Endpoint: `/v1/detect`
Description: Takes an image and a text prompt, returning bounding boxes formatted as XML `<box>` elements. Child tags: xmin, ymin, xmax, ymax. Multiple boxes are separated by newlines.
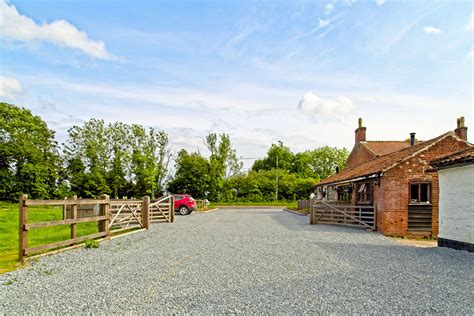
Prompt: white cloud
<box><xmin>376</xmin><ymin>0</ymin><xmax>385</xmax><ymax>6</ymax></box>
<box><xmin>324</xmin><ymin>3</ymin><xmax>334</xmax><ymax>15</ymax></box>
<box><xmin>319</xmin><ymin>19</ymin><xmax>330</xmax><ymax>28</ymax></box>
<box><xmin>467</xmin><ymin>50</ymin><xmax>474</xmax><ymax>60</ymax></box>
<box><xmin>0</xmin><ymin>76</ymin><xmax>23</xmax><ymax>98</ymax></box>
<box><xmin>467</xmin><ymin>13</ymin><xmax>474</xmax><ymax>31</ymax></box>
<box><xmin>0</xmin><ymin>0</ymin><xmax>117</xmax><ymax>60</ymax></box>
<box><xmin>423</xmin><ymin>26</ymin><xmax>442</xmax><ymax>34</ymax></box>
<box><xmin>297</xmin><ymin>91</ymin><xmax>354</xmax><ymax>119</ymax></box>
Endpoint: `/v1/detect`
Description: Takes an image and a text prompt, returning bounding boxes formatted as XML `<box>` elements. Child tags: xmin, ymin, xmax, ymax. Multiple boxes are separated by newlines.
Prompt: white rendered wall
<box><xmin>438</xmin><ymin>164</ymin><xmax>474</xmax><ymax>243</ymax></box>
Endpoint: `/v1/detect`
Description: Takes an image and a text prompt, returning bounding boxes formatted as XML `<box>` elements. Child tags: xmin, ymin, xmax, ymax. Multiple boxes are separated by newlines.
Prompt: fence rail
<box><xmin>18</xmin><ymin>194</ymin><xmax>174</xmax><ymax>263</ymax></box>
<box><xmin>310</xmin><ymin>200</ymin><xmax>376</xmax><ymax>230</ymax></box>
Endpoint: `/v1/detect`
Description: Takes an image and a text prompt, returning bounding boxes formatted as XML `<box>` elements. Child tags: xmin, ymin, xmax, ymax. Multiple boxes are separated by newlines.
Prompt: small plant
<box><xmin>40</xmin><ymin>269</ymin><xmax>54</xmax><ymax>276</ymax></box>
<box><xmin>4</xmin><ymin>279</ymin><xmax>16</xmax><ymax>286</ymax></box>
<box><xmin>84</xmin><ymin>239</ymin><xmax>100</xmax><ymax>249</ymax></box>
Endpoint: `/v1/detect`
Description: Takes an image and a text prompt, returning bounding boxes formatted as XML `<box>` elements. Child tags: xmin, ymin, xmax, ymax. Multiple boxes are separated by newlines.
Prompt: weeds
<box><xmin>85</xmin><ymin>239</ymin><xmax>100</xmax><ymax>249</ymax></box>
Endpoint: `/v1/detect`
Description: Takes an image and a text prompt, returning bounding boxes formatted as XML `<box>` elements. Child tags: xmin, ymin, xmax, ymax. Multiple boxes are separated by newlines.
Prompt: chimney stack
<box><xmin>455</xmin><ymin>116</ymin><xmax>468</xmax><ymax>141</ymax></box>
<box><xmin>410</xmin><ymin>133</ymin><xmax>416</xmax><ymax>146</ymax></box>
<box><xmin>355</xmin><ymin>118</ymin><xmax>366</xmax><ymax>143</ymax></box>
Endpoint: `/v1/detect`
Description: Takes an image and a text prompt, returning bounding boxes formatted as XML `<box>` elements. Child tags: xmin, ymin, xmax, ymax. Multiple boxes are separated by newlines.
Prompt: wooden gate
<box><xmin>149</xmin><ymin>195</ymin><xmax>174</xmax><ymax>223</ymax></box>
<box><xmin>310</xmin><ymin>200</ymin><xmax>376</xmax><ymax>230</ymax></box>
<box><xmin>109</xmin><ymin>199</ymin><xmax>146</xmax><ymax>233</ymax></box>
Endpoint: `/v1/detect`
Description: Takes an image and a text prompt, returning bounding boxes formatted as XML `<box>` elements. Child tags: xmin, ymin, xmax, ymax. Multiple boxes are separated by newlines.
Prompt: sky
<box><xmin>1</xmin><ymin>0</ymin><xmax>473</xmax><ymax>169</ymax></box>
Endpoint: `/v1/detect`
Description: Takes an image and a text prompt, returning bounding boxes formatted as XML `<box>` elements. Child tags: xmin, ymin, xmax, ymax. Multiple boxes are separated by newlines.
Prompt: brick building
<box><xmin>315</xmin><ymin>117</ymin><xmax>471</xmax><ymax>237</ymax></box>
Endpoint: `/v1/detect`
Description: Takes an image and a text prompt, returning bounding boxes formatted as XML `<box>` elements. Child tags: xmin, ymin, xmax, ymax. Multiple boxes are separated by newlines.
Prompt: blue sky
<box><xmin>1</xmin><ymin>0</ymin><xmax>472</xmax><ymax>168</ymax></box>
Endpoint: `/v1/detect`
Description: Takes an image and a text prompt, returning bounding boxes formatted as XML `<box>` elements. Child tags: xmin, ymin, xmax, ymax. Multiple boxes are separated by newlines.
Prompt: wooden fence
<box><xmin>310</xmin><ymin>200</ymin><xmax>376</xmax><ymax>230</ymax></box>
<box><xmin>297</xmin><ymin>200</ymin><xmax>311</xmax><ymax>210</ymax></box>
<box><xmin>18</xmin><ymin>194</ymin><xmax>174</xmax><ymax>263</ymax></box>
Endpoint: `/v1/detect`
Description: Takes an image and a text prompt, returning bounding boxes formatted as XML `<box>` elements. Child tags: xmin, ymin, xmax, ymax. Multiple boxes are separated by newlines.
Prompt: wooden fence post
<box><xmin>99</xmin><ymin>195</ymin><xmax>110</xmax><ymax>239</ymax></box>
<box><xmin>169</xmin><ymin>195</ymin><xmax>174</xmax><ymax>223</ymax></box>
<box><xmin>309</xmin><ymin>198</ymin><xmax>315</xmax><ymax>225</ymax></box>
<box><xmin>142</xmin><ymin>196</ymin><xmax>150</xmax><ymax>229</ymax></box>
<box><xmin>19</xmin><ymin>194</ymin><xmax>28</xmax><ymax>264</ymax></box>
<box><xmin>62</xmin><ymin>197</ymin><xmax>67</xmax><ymax>220</ymax></box>
<box><xmin>70</xmin><ymin>195</ymin><xmax>77</xmax><ymax>242</ymax></box>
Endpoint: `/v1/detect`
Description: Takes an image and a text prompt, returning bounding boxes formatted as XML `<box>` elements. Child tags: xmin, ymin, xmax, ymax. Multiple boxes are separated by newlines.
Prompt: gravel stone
<box><xmin>1</xmin><ymin>208</ymin><xmax>473</xmax><ymax>314</ymax></box>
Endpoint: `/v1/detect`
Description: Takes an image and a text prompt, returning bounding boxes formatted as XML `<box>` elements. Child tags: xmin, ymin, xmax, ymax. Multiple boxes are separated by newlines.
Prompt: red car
<box><xmin>172</xmin><ymin>194</ymin><xmax>196</xmax><ymax>215</ymax></box>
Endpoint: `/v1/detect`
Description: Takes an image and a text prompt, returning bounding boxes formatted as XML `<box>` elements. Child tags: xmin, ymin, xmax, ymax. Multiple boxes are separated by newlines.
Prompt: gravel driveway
<box><xmin>1</xmin><ymin>208</ymin><xmax>473</xmax><ymax>314</ymax></box>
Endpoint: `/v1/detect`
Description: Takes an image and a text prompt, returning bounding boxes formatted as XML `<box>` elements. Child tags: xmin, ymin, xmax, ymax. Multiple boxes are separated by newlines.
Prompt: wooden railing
<box><xmin>19</xmin><ymin>195</ymin><xmax>111</xmax><ymax>263</ymax></box>
<box><xmin>18</xmin><ymin>194</ymin><xmax>174</xmax><ymax>263</ymax></box>
<box><xmin>310</xmin><ymin>200</ymin><xmax>376</xmax><ymax>230</ymax></box>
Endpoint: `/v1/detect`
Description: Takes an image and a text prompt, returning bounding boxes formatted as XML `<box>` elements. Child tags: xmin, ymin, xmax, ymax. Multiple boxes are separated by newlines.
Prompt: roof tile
<box><xmin>318</xmin><ymin>132</ymin><xmax>455</xmax><ymax>185</ymax></box>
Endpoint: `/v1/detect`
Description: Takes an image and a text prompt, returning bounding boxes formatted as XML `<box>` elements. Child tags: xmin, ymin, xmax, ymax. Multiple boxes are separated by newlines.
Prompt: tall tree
<box><xmin>63</xmin><ymin>119</ymin><xmax>110</xmax><ymax>197</ymax></box>
<box><xmin>129</xmin><ymin>125</ymin><xmax>171</xmax><ymax>198</ymax></box>
<box><xmin>205</xmin><ymin>133</ymin><xmax>241</xmax><ymax>201</ymax></box>
<box><xmin>303</xmin><ymin>146</ymin><xmax>349</xmax><ymax>179</ymax></box>
<box><xmin>252</xmin><ymin>141</ymin><xmax>294</xmax><ymax>172</ymax></box>
<box><xmin>0</xmin><ymin>103</ymin><xmax>60</xmax><ymax>201</ymax></box>
<box><xmin>167</xmin><ymin>150</ymin><xmax>210</xmax><ymax>198</ymax></box>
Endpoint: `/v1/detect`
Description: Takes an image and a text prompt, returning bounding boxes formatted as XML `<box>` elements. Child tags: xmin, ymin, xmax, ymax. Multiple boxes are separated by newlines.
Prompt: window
<box><xmin>410</xmin><ymin>183</ymin><xmax>431</xmax><ymax>204</ymax></box>
<box><xmin>337</xmin><ymin>185</ymin><xmax>352</xmax><ymax>202</ymax></box>
<box><xmin>356</xmin><ymin>182</ymin><xmax>372</xmax><ymax>204</ymax></box>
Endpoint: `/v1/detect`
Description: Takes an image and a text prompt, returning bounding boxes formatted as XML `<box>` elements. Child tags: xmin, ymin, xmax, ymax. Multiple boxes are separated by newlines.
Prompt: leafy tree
<box><xmin>0</xmin><ymin>103</ymin><xmax>60</xmax><ymax>201</ymax></box>
<box><xmin>252</xmin><ymin>141</ymin><xmax>294</xmax><ymax>172</ymax></box>
<box><xmin>129</xmin><ymin>125</ymin><xmax>171</xmax><ymax>198</ymax></box>
<box><xmin>106</xmin><ymin>122</ymin><xmax>130</xmax><ymax>198</ymax></box>
<box><xmin>302</xmin><ymin>146</ymin><xmax>349</xmax><ymax>179</ymax></box>
<box><xmin>63</xmin><ymin>119</ymin><xmax>110</xmax><ymax>197</ymax></box>
<box><xmin>167</xmin><ymin>150</ymin><xmax>210</xmax><ymax>198</ymax></box>
<box><xmin>205</xmin><ymin>133</ymin><xmax>241</xmax><ymax>201</ymax></box>
<box><xmin>64</xmin><ymin>120</ymin><xmax>171</xmax><ymax>198</ymax></box>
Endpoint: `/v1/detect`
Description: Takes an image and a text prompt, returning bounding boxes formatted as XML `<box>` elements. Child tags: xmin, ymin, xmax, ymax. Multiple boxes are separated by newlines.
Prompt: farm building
<box><xmin>431</xmin><ymin>147</ymin><xmax>474</xmax><ymax>252</ymax></box>
<box><xmin>314</xmin><ymin>117</ymin><xmax>471</xmax><ymax>237</ymax></box>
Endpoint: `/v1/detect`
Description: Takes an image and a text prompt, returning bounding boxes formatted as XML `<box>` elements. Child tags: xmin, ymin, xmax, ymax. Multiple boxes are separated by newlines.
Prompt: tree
<box><xmin>63</xmin><ymin>119</ymin><xmax>110</xmax><ymax>197</ymax></box>
<box><xmin>205</xmin><ymin>133</ymin><xmax>241</xmax><ymax>201</ymax></box>
<box><xmin>63</xmin><ymin>119</ymin><xmax>171</xmax><ymax>198</ymax></box>
<box><xmin>129</xmin><ymin>125</ymin><xmax>171</xmax><ymax>198</ymax></box>
<box><xmin>167</xmin><ymin>150</ymin><xmax>210</xmax><ymax>198</ymax></box>
<box><xmin>303</xmin><ymin>146</ymin><xmax>349</xmax><ymax>179</ymax></box>
<box><xmin>0</xmin><ymin>103</ymin><xmax>60</xmax><ymax>201</ymax></box>
<box><xmin>106</xmin><ymin>122</ymin><xmax>130</xmax><ymax>198</ymax></box>
<box><xmin>252</xmin><ymin>141</ymin><xmax>294</xmax><ymax>172</ymax></box>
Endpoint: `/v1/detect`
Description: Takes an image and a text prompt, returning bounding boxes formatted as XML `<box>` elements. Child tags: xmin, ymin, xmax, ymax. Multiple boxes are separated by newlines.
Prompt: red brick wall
<box><xmin>377</xmin><ymin>135</ymin><xmax>469</xmax><ymax>237</ymax></box>
<box><xmin>346</xmin><ymin>143</ymin><xmax>375</xmax><ymax>168</ymax></box>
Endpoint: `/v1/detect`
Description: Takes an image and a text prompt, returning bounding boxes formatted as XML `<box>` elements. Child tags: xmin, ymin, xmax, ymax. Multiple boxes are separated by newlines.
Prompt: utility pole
<box><xmin>275</xmin><ymin>155</ymin><xmax>279</xmax><ymax>201</ymax></box>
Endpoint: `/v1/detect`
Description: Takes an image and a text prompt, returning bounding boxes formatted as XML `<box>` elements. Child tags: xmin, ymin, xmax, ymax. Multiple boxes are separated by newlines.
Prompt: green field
<box><xmin>0</xmin><ymin>202</ymin><xmax>98</xmax><ymax>274</ymax></box>
<box><xmin>208</xmin><ymin>201</ymin><xmax>298</xmax><ymax>209</ymax></box>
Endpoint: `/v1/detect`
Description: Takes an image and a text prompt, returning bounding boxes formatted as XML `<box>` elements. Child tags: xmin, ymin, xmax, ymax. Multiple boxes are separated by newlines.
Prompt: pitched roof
<box><xmin>318</xmin><ymin>132</ymin><xmax>457</xmax><ymax>186</ymax></box>
<box><xmin>431</xmin><ymin>147</ymin><xmax>474</xmax><ymax>169</ymax></box>
<box><xmin>361</xmin><ymin>141</ymin><xmax>413</xmax><ymax>157</ymax></box>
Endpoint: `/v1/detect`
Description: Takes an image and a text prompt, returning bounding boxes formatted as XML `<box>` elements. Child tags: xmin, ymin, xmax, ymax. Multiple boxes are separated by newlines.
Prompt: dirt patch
<box><xmin>392</xmin><ymin>238</ymin><xmax>437</xmax><ymax>248</ymax></box>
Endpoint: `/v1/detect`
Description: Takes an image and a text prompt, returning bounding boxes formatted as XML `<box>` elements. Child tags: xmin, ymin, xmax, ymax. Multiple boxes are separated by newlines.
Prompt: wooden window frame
<box><xmin>409</xmin><ymin>182</ymin><xmax>431</xmax><ymax>205</ymax></box>
<box><xmin>356</xmin><ymin>182</ymin><xmax>372</xmax><ymax>205</ymax></box>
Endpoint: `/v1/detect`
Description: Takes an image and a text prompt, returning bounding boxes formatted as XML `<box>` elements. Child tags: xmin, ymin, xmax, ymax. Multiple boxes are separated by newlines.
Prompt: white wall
<box><xmin>438</xmin><ymin>164</ymin><xmax>474</xmax><ymax>243</ymax></box>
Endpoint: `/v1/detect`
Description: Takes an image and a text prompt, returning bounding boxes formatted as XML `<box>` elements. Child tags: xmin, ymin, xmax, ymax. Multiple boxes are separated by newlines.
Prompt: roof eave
<box><xmin>315</xmin><ymin>172</ymin><xmax>382</xmax><ymax>187</ymax></box>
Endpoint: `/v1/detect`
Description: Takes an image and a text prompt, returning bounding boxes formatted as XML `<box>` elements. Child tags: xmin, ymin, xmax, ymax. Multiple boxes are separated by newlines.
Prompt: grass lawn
<box><xmin>209</xmin><ymin>201</ymin><xmax>298</xmax><ymax>209</ymax></box>
<box><xmin>0</xmin><ymin>202</ymin><xmax>98</xmax><ymax>274</ymax></box>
